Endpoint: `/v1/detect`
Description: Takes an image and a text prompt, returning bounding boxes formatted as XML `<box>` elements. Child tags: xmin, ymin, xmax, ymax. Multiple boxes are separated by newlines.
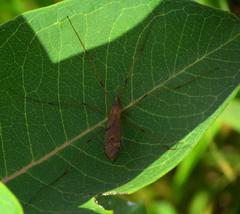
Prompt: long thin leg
<box><xmin>122</xmin><ymin>114</ymin><xmax>145</xmax><ymax>133</ymax></box>
<box><xmin>25</xmin><ymin>125</ymin><xmax>105</xmax><ymax>206</ymax></box>
<box><xmin>66</xmin><ymin>16</ymin><xmax>108</xmax><ymax>97</ymax></box>
<box><xmin>67</xmin><ymin>16</ymin><xmax>107</xmax><ymax>91</ymax></box>
<box><xmin>25</xmin><ymin>170</ymin><xmax>68</xmax><ymax>206</ymax></box>
<box><xmin>8</xmin><ymin>87</ymin><xmax>105</xmax><ymax>115</ymax></box>
<box><xmin>122</xmin><ymin>71</ymin><xmax>204</xmax><ymax>113</ymax></box>
<box><xmin>118</xmin><ymin>25</ymin><xmax>152</xmax><ymax>100</ymax></box>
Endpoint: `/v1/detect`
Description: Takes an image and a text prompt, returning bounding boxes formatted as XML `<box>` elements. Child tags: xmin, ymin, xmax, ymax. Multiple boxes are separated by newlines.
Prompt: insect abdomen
<box><xmin>104</xmin><ymin>97</ymin><xmax>121</xmax><ymax>160</ymax></box>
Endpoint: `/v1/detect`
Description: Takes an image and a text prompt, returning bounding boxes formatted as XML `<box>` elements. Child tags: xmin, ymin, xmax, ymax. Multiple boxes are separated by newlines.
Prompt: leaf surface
<box><xmin>0</xmin><ymin>0</ymin><xmax>240</xmax><ymax>213</ymax></box>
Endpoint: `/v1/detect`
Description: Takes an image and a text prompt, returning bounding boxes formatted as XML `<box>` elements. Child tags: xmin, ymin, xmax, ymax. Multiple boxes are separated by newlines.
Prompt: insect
<box><xmin>104</xmin><ymin>96</ymin><xmax>121</xmax><ymax>160</ymax></box>
<box><xmin>67</xmin><ymin>14</ymin><xmax>195</xmax><ymax>160</ymax></box>
<box><xmin>67</xmin><ymin>16</ymin><xmax>127</xmax><ymax>160</ymax></box>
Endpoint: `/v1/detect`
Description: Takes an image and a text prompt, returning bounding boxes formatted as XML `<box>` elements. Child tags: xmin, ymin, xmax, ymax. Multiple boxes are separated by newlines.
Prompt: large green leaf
<box><xmin>0</xmin><ymin>0</ymin><xmax>240</xmax><ymax>213</ymax></box>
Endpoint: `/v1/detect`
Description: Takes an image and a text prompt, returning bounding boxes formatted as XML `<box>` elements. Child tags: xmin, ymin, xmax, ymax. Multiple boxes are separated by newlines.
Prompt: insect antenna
<box><xmin>66</xmin><ymin>16</ymin><xmax>108</xmax><ymax>97</ymax></box>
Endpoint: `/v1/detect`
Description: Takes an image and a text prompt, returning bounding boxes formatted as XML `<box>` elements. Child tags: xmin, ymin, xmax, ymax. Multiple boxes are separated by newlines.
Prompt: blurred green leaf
<box><xmin>148</xmin><ymin>201</ymin><xmax>177</xmax><ymax>214</ymax></box>
<box><xmin>189</xmin><ymin>191</ymin><xmax>211</xmax><ymax>214</ymax></box>
<box><xmin>173</xmin><ymin>96</ymin><xmax>227</xmax><ymax>192</ymax></box>
<box><xmin>218</xmin><ymin>97</ymin><xmax>240</xmax><ymax>133</ymax></box>
<box><xmin>173</xmin><ymin>134</ymin><xmax>210</xmax><ymax>194</ymax></box>
<box><xmin>195</xmin><ymin>0</ymin><xmax>230</xmax><ymax>11</ymax></box>
<box><xmin>0</xmin><ymin>0</ymin><xmax>240</xmax><ymax>213</ymax></box>
<box><xmin>0</xmin><ymin>0</ymin><xmax>62</xmax><ymax>24</ymax></box>
<box><xmin>0</xmin><ymin>182</ymin><xmax>23</xmax><ymax>214</ymax></box>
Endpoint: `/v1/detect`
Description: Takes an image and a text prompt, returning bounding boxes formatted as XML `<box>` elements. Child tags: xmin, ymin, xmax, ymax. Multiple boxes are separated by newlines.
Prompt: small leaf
<box><xmin>80</xmin><ymin>197</ymin><xmax>113</xmax><ymax>214</ymax></box>
<box><xmin>0</xmin><ymin>182</ymin><xmax>23</xmax><ymax>214</ymax></box>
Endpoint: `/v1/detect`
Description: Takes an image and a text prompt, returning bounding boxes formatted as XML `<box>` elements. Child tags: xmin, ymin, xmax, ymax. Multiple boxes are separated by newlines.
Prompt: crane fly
<box><xmin>104</xmin><ymin>96</ymin><xmax>121</xmax><ymax>160</ymax></box>
<box><xmin>67</xmin><ymin>16</ymin><xmax>124</xmax><ymax>160</ymax></box>
<box><xmin>66</xmin><ymin>15</ymin><xmax>165</xmax><ymax>160</ymax></box>
<box><xmin>66</xmin><ymin>15</ymin><xmax>201</xmax><ymax>160</ymax></box>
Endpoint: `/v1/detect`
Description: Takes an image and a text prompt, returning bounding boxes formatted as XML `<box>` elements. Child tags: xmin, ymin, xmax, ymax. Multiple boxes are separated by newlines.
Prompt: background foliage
<box><xmin>0</xmin><ymin>0</ymin><xmax>240</xmax><ymax>213</ymax></box>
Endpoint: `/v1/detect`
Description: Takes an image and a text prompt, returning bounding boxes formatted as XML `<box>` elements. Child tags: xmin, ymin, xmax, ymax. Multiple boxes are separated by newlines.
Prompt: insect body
<box><xmin>67</xmin><ymin>16</ymin><xmax>124</xmax><ymax>160</ymax></box>
<box><xmin>104</xmin><ymin>96</ymin><xmax>121</xmax><ymax>160</ymax></box>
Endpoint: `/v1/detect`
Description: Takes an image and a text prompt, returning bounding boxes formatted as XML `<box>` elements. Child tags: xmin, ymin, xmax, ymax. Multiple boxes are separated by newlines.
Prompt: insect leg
<box><xmin>123</xmin><ymin>71</ymin><xmax>206</xmax><ymax>113</ymax></box>
<box><xmin>121</xmin><ymin>114</ymin><xmax>145</xmax><ymax>133</ymax></box>
<box><xmin>8</xmin><ymin>87</ymin><xmax>105</xmax><ymax>115</ymax></box>
<box><xmin>66</xmin><ymin>16</ymin><xmax>109</xmax><ymax>98</ymax></box>
<box><xmin>65</xmin><ymin>15</ymin><xmax>114</xmax><ymax>116</ymax></box>
<box><xmin>25</xmin><ymin>170</ymin><xmax>68</xmax><ymax>206</ymax></box>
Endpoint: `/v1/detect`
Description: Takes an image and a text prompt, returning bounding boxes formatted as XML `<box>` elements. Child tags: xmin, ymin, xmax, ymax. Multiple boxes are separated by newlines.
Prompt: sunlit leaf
<box><xmin>0</xmin><ymin>182</ymin><xmax>23</xmax><ymax>214</ymax></box>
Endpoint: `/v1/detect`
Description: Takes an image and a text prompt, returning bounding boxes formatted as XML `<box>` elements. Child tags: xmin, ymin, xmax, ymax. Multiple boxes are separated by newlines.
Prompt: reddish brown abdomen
<box><xmin>104</xmin><ymin>97</ymin><xmax>121</xmax><ymax>160</ymax></box>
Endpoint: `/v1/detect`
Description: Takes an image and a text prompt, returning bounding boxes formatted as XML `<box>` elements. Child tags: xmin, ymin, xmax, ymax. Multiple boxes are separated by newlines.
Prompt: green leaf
<box><xmin>148</xmin><ymin>201</ymin><xmax>177</xmax><ymax>214</ymax></box>
<box><xmin>195</xmin><ymin>0</ymin><xmax>230</xmax><ymax>11</ymax></box>
<box><xmin>96</xmin><ymin>195</ymin><xmax>147</xmax><ymax>214</ymax></box>
<box><xmin>80</xmin><ymin>198</ymin><xmax>113</xmax><ymax>214</ymax></box>
<box><xmin>0</xmin><ymin>182</ymin><xmax>23</xmax><ymax>214</ymax></box>
<box><xmin>189</xmin><ymin>191</ymin><xmax>210</xmax><ymax>214</ymax></box>
<box><xmin>217</xmin><ymin>97</ymin><xmax>240</xmax><ymax>133</ymax></box>
<box><xmin>0</xmin><ymin>0</ymin><xmax>240</xmax><ymax>213</ymax></box>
